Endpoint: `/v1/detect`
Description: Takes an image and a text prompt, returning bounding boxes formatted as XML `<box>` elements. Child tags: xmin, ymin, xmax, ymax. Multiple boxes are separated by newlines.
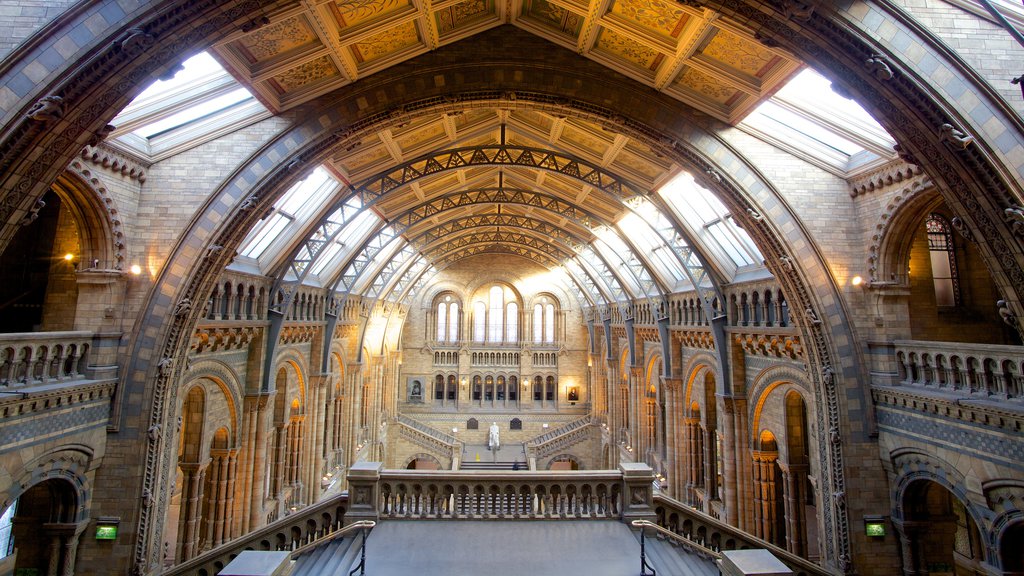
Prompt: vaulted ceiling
<box><xmin>149</xmin><ymin>1</ymin><xmax>817</xmax><ymax>306</ymax></box>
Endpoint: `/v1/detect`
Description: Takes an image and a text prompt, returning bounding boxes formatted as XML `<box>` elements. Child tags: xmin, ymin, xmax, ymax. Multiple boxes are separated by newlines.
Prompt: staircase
<box><xmin>459</xmin><ymin>442</ymin><xmax>526</xmax><ymax>470</ymax></box>
<box><xmin>632</xmin><ymin>530</ymin><xmax>720</xmax><ymax>576</ymax></box>
<box><xmin>291</xmin><ymin>534</ymin><xmax>363</xmax><ymax>575</ymax></box>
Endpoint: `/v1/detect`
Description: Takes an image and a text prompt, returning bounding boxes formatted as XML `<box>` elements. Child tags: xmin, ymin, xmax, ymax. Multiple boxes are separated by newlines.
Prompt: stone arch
<box><xmin>4</xmin><ymin>5</ymin><xmax>1021</xmax><ymax>571</ymax></box>
<box><xmin>890</xmin><ymin>449</ymin><xmax>993</xmax><ymax>564</ymax></box>
<box><xmin>681</xmin><ymin>354</ymin><xmax>718</xmax><ymax>408</ymax></box>
<box><xmin>545</xmin><ymin>454</ymin><xmax>583</xmax><ymax>470</ymax></box>
<box><xmin>181</xmin><ymin>359</ymin><xmax>243</xmax><ymax>446</ymax></box>
<box><xmin>52</xmin><ymin>161</ymin><xmax>128</xmax><ymax>271</ymax></box>
<box><xmin>402</xmin><ymin>453</ymin><xmax>443</xmax><ymax>470</ymax></box>
<box><xmin>868</xmin><ymin>177</ymin><xmax>940</xmax><ymax>284</ymax></box>
<box><xmin>1</xmin><ymin>445</ymin><xmax>95</xmax><ymax>525</ymax></box>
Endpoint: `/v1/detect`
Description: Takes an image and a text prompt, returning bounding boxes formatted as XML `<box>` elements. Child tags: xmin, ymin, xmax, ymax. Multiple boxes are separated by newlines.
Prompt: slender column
<box><xmin>178</xmin><ymin>462</ymin><xmax>207</xmax><ymax>561</ymax></box>
<box><xmin>248</xmin><ymin>394</ymin><xmax>270</xmax><ymax>529</ymax></box>
<box><xmin>893</xmin><ymin>519</ymin><xmax>925</xmax><ymax>576</ymax></box>
<box><xmin>779</xmin><ymin>462</ymin><xmax>807</xmax><ymax>556</ymax></box>
<box><xmin>46</xmin><ymin>533</ymin><xmax>62</xmax><ymax>576</ymax></box>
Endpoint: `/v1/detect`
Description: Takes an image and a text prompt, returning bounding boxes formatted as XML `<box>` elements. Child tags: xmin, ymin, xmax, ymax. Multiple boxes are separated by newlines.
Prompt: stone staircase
<box><xmin>631</xmin><ymin>530</ymin><xmax>720</xmax><ymax>576</ymax></box>
<box><xmin>291</xmin><ymin>533</ymin><xmax>363</xmax><ymax>575</ymax></box>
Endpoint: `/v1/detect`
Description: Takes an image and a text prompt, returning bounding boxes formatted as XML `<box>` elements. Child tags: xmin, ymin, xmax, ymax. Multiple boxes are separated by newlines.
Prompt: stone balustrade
<box><xmin>0</xmin><ymin>331</ymin><xmax>92</xmax><ymax>390</ymax></box>
<box><xmin>653</xmin><ymin>494</ymin><xmax>830</xmax><ymax>576</ymax></box>
<box><xmin>162</xmin><ymin>494</ymin><xmax>349</xmax><ymax>576</ymax></box>
<box><xmin>343</xmin><ymin>462</ymin><xmax>657</xmax><ymax>525</ymax></box>
<box><xmin>378</xmin><ymin>469</ymin><xmax>623</xmax><ymax>520</ymax></box>
<box><xmin>890</xmin><ymin>340</ymin><xmax>1024</xmax><ymax>399</ymax></box>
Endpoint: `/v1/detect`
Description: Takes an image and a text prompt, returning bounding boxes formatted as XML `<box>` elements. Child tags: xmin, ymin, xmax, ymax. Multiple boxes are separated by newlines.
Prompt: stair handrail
<box><xmin>653</xmin><ymin>494</ymin><xmax>831</xmax><ymax>576</ymax></box>
<box><xmin>527</xmin><ymin>414</ymin><xmax>592</xmax><ymax>447</ymax></box>
<box><xmin>395</xmin><ymin>413</ymin><xmax>459</xmax><ymax>444</ymax></box>
<box><xmin>631</xmin><ymin>519</ymin><xmax>721</xmax><ymax>562</ymax></box>
<box><xmin>290</xmin><ymin>519</ymin><xmax>375</xmax><ymax>559</ymax></box>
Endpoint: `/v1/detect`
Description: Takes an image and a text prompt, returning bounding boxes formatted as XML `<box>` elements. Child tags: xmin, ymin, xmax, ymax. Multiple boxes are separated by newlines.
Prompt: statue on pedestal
<box><xmin>488</xmin><ymin>422</ymin><xmax>500</xmax><ymax>451</ymax></box>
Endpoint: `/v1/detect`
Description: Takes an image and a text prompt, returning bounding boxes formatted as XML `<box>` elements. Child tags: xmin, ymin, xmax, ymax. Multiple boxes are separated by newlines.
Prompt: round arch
<box><xmin>3</xmin><ymin>4</ymin><xmax>1022</xmax><ymax>572</ymax></box>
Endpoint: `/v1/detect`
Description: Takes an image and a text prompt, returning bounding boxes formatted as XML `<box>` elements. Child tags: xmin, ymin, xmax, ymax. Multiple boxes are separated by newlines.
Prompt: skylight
<box><xmin>658</xmin><ymin>172</ymin><xmax>763</xmax><ymax>272</ymax></box>
<box><xmin>740</xmin><ymin>67</ymin><xmax>895</xmax><ymax>174</ymax></box>
<box><xmin>109</xmin><ymin>52</ymin><xmax>269</xmax><ymax>159</ymax></box>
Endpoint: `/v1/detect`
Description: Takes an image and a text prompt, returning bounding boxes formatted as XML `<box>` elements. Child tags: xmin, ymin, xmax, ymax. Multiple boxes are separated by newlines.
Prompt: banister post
<box><xmin>345</xmin><ymin>462</ymin><xmax>382</xmax><ymax>527</ymax></box>
<box><xmin>620</xmin><ymin>462</ymin><xmax>658</xmax><ymax>526</ymax></box>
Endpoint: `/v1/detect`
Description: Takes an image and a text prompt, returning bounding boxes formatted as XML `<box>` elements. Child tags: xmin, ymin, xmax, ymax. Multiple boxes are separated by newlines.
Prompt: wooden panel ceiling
<box><xmin>211</xmin><ymin>0</ymin><xmax>800</xmax><ymax>123</ymax></box>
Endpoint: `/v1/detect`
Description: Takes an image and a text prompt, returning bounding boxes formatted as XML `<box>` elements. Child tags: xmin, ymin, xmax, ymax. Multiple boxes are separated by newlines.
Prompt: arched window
<box><xmin>473</xmin><ymin>301</ymin><xmax>486</xmax><ymax>342</ymax></box>
<box><xmin>545</xmin><ymin>303</ymin><xmax>554</xmax><ymax>343</ymax></box>
<box><xmin>926</xmin><ymin>214</ymin><xmax>960</xmax><ymax>307</ymax></box>
<box><xmin>506</xmin><ymin>302</ymin><xmax>518</xmax><ymax>343</ymax></box>
<box><xmin>488</xmin><ymin>286</ymin><xmax>503</xmax><ymax>342</ymax></box>
<box><xmin>532</xmin><ymin>297</ymin><xmax>558</xmax><ymax>344</ymax></box>
<box><xmin>448</xmin><ymin>302</ymin><xmax>459</xmax><ymax>342</ymax></box>
<box><xmin>436</xmin><ymin>301</ymin><xmax>447</xmax><ymax>341</ymax></box>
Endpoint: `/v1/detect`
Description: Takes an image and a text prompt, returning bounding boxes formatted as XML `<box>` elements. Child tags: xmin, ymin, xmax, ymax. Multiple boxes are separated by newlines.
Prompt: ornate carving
<box><xmin>148</xmin><ymin>424</ymin><xmax>161</xmax><ymax>443</ymax></box>
<box><xmin>87</xmin><ymin>124</ymin><xmax>116</xmax><ymax>148</ymax></box>
<box><xmin>746</xmin><ymin>208</ymin><xmax>763</xmax><ymax>221</ymax></box>
<box><xmin>26</xmin><ymin>95</ymin><xmax>65</xmax><ymax>122</ymax></box>
<box><xmin>157</xmin><ymin>357</ymin><xmax>173</xmax><ymax>377</ymax></box>
<box><xmin>173</xmin><ymin>298</ymin><xmax>193</xmax><ymax>317</ymax></box>
<box><xmin>784</xmin><ymin>2</ymin><xmax>814</xmax><ymax>22</ymax></box>
<box><xmin>997</xmin><ymin>299</ymin><xmax>1016</xmax><ymax>328</ymax></box>
<box><xmin>804</xmin><ymin>307</ymin><xmax>822</xmax><ymax>325</ymax></box>
<box><xmin>1004</xmin><ymin>205</ymin><xmax>1024</xmax><ymax>237</ymax></box>
<box><xmin>939</xmin><ymin>123</ymin><xmax>974</xmax><ymax>149</ymax></box>
<box><xmin>950</xmin><ymin>216</ymin><xmax>974</xmax><ymax>242</ymax></box>
<box><xmin>119</xmin><ymin>28</ymin><xmax>156</xmax><ymax>57</ymax></box>
<box><xmin>864</xmin><ymin>54</ymin><xmax>894</xmax><ymax>81</ymax></box>
<box><xmin>80</xmin><ymin>144</ymin><xmax>149</xmax><ymax>182</ymax></box>
<box><xmin>240</xmin><ymin>15</ymin><xmax>271</xmax><ymax>32</ymax></box>
<box><xmin>19</xmin><ymin>198</ymin><xmax>45</xmax><ymax>226</ymax></box>
<box><xmin>893</xmin><ymin>144</ymin><xmax>920</xmax><ymax>166</ymax></box>
<box><xmin>239</xmin><ymin>194</ymin><xmax>259</xmax><ymax>211</ymax></box>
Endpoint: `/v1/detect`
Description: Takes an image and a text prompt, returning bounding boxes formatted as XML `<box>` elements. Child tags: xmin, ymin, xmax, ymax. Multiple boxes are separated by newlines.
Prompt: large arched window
<box><xmin>532</xmin><ymin>296</ymin><xmax>557</xmax><ymax>344</ymax></box>
<box><xmin>488</xmin><ymin>286</ymin><xmax>503</xmax><ymax>342</ymax></box>
<box><xmin>474</xmin><ymin>285</ymin><xmax>520</xmax><ymax>344</ymax></box>
<box><xmin>473</xmin><ymin>301</ymin><xmax>486</xmax><ymax>342</ymax></box>
<box><xmin>925</xmin><ymin>213</ymin><xmax>959</xmax><ymax>307</ymax></box>
<box><xmin>434</xmin><ymin>295</ymin><xmax>460</xmax><ymax>343</ymax></box>
<box><xmin>506</xmin><ymin>302</ymin><xmax>518</xmax><ymax>343</ymax></box>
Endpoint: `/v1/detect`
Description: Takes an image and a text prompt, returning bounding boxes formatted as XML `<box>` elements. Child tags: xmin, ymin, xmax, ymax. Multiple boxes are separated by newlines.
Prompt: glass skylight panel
<box><xmin>756</xmin><ymin>102</ymin><xmax>863</xmax><ymax>156</ymax></box>
<box><xmin>708</xmin><ymin>221</ymin><xmax>754</xmax><ymax>266</ymax></box>
<box><xmin>617</xmin><ymin>212</ymin><xmax>686</xmax><ymax>282</ymax></box>
<box><xmin>133</xmin><ymin>88</ymin><xmax>253</xmax><ymax>138</ymax></box>
<box><xmin>277</xmin><ymin>167</ymin><xmax>334</xmax><ymax>215</ymax></box>
<box><xmin>240</xmin><ymin>213</ymin><xmax>289</xmax><ymax>258</ymax></box>
<box><xmin>310</xmin><ymin>241</ymin><xmax>345</xmax><ymax>276</ymax></box>
<box><xmin>775</xmin><ymin>69</ymin><xmax>880</xmax><ymax>130</ymax></box>
<box><xmin>132</xmin><ymin>52</ymin><xmax>225</xmax><ymax>102</ymax></box>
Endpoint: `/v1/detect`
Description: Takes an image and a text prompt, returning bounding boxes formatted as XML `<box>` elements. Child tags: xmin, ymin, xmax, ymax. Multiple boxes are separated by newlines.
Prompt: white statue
<box><xmin>488</xmin><ymin>422</ymin><xmax>500</xmax><ymax>451</ymax></box>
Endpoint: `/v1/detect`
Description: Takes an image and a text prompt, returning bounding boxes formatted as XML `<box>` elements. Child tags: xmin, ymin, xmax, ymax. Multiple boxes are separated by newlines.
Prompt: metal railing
<box><xmin>290</xmin><ymin>519</ymin><xmax>375</xmax><ymax>576</ymax></box>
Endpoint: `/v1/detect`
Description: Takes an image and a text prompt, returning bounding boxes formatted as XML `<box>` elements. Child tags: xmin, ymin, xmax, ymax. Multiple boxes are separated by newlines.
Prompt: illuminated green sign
<box><xmin>865</xmin><ymin>521</ymin><xmax>886</xmax><ymax>537</ymax></box>
<box><xmin>95</xmin><ymin>525</ymin><xmax>118</xmax><ymax>540</ymax></box>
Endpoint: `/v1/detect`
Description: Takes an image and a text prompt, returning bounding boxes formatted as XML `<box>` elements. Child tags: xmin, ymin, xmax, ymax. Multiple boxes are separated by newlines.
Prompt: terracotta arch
<box><xmin>1</xmin><ymin>4</ymin><xmax>1020</xmax><ymax>572</ymax></box>
<box><xmin>1</xmin><ymin>445</ymin><xmax>95</xmax><ymax>525</ymax></box>
<box><xmin>51</xmin><ymin>161</ymin><xmax>127</xmax><ymax>271</ymax></box>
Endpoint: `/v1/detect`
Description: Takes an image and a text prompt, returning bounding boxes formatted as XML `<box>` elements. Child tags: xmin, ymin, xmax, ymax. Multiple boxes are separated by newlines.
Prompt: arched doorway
<box><xmin>3</xmin><ymin>479</ymin><xmax>83</xmax><ymax>575</ymax></box>
<box><xmin>900</xmin><ymin>480</ymin><xmax>985</xmax><ymax>575</ymax></box>
<box><xmin>1001</xmin><ymin>522</ymin><xmax>1024</xmax><ymax>575</ymax></box>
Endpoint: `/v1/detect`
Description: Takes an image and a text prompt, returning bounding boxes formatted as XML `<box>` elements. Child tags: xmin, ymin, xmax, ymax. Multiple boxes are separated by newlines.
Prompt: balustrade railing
<box><xmin>377</xmin><ymin>470</ymin><xmax>624</xmax><ymax>520</ymax></box>
<box><xmin>0</xmin><ymin>331</ymin><xmax>92</xmax><ymax>390</ymax></box>
<box><xmin>891</xmin><ymin>340</ymin><xmax>1024</xmax><ymax>399</ymax></box>
<box><xmin>162</xmin><ymin>494</ymin><xmax>349</xmax><ymax>576</ymax></box>
<box><xmin>652</xmin><ymin>494</ymin><xmax>830</xmax><ymax>576</ymax></box>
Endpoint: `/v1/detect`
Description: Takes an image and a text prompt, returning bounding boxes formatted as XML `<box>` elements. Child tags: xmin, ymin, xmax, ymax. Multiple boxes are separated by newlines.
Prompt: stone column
<box><xmin>779</xmin><ymin>462</ymin><xmax>807</xmax><ymax>556</ymax></box>
<box><xmin>751</xmin><ymin>450</ymin><xmax>779</xmax><ymax>542</ymax></box>
<box><xmin>893</xmin><ymin>519</ymin><xmax>925</xmax><ymax>576</ymax></box>
<box><xmin>59</xmin><ymin>522</ymin><xmax>87</xmax><ymax>576</ymax></box>
<box><xmin>178</xmin><ymin>461</ymin><xmax>207</xmax><ymax>561</ymax></box>
<box><xmin>247</xmin><ymin>393</ymin><xmax>270</xmax><ymax>530</ymax></box>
